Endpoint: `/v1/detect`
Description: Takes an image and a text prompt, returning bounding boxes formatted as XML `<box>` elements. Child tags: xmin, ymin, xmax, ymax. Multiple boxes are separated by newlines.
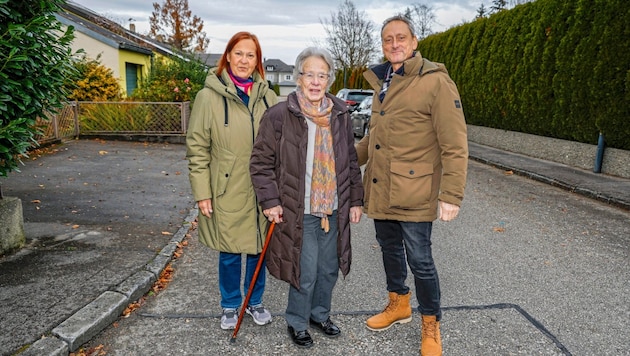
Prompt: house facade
<box><xmin>56</xmin><ymin>2</ymin><xmax>154</xmax><ymax>97</ymax></box>
<box><xmin>263</xmin><ymin>59</ymin><xmax>296</xmax><ymax>96</ymax></box>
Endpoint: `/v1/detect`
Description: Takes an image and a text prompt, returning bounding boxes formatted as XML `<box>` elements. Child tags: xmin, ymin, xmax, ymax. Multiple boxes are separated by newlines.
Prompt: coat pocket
<box><xmin>389</xmin><ymin>161</ymin><xmax>433</xmax><ymax>209</ymax></box>
<box><xmin>210</xmin><ymin>148</ymin><xmax>236</xmax><ymax>198</ymax></box>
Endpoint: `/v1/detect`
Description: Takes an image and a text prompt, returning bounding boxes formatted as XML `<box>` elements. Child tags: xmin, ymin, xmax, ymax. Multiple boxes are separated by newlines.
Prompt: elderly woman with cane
<box><xmin>250</xmin><ymin>47</ymin><xmax>364</xmax><ymax>348</ymax></box>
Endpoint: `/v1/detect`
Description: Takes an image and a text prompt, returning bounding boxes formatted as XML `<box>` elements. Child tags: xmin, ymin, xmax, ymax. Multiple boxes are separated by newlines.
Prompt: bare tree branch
<box><xmin>320</xmin><ymin>0</ymin><xmax>378</xmax><ymax>71</ymax></box>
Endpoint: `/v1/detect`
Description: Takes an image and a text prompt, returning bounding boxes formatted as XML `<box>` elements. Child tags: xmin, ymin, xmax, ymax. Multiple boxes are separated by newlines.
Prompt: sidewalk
<box><xmin>1</xmin><ymin>139</ymin><xmax>628</xmax><ymax>355</ymax></box>
<box><xmin>468</xmin><ymin>142</ymin><xmax>630</xmax><ymax>210</ymax></box>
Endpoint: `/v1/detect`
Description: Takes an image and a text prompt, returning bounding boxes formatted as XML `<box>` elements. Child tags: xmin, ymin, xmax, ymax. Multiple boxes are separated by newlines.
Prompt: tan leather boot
<box><xmin>366</xmin><ymin>291</ymin><xmax>412</xmax><ymax>331</ymax></box>
<box><xmin>420</xmin><ymin>315</ymin><xmax>442</xmax><ymax>356</ymax></box>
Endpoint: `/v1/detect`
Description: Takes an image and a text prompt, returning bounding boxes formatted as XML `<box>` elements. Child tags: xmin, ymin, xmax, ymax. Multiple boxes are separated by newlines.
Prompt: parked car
<box><xmin>350</xmin><ymin>95</ymin><xmax>373</xmax><ymax>137</ymax></box>
<box><xmin>336</xmin><ymin>88</ymin><xmax>374</xmax><ymax>112</ymax></box>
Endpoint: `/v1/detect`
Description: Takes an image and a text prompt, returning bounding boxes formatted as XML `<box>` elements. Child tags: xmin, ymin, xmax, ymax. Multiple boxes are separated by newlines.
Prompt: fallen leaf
<box><xmin>31</xmin><ymin>199</ymin><xmax>41</xmax><ymax>204</ymax></box>
<box><xmin>161</xmin><ymin>231</ymin><xmax>172</xmax><ymax>235</ymax></box>
<box><xmin>98</xmin><ymin>150</ymin><xmax>108</xmax><ymax>155</ymax></box>
<box><xmin>493</xmin><ymin>227</ymin><xmax>506</xmax><ymax>232</ymax></box>
<box><xmin>175</xmin><ymin>171</ymin><xmax>181</xmax><ymax>175</ymax></box>
<box><xmin>504</xmin><ymin>170</ymin><xmax>514</xmax><ymax>175</ymax></box>
<box><xmin>72</xmin><ymin>225</ymin><xmax>80</xmax><ymax>229</ymax></box>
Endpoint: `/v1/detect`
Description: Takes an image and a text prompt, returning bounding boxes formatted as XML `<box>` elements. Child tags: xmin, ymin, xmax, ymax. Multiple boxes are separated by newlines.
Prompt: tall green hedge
<box><xmin>418</xmin><ymin>0</ymin><xmax>630</xmax><ymax>150</ymax></box>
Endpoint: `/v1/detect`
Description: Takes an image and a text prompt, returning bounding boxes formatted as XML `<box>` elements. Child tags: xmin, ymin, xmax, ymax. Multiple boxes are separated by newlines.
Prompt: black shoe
<box><xmin>287</xmin><ymin>325</ymin><xmax>313</xmax><ymax>348</ymax></box>
<box><xmin>309</xmin><ymin>317</ymin><xmax>341</xmax><ymax>338</ymax></box>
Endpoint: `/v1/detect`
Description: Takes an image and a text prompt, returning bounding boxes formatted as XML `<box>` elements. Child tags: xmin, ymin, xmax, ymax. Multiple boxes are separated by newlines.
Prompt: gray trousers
<box><xmin>285</xmin><ymin>211</ymin><xmax>339</xmax><ymax>330</ymax></box>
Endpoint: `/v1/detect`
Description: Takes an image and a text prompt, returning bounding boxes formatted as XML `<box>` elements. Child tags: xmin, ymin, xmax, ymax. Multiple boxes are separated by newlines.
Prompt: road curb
<box><xmin>22</xmin><ymin>208</ymin><xmax>198</xmax><ymax>355</ymax></box>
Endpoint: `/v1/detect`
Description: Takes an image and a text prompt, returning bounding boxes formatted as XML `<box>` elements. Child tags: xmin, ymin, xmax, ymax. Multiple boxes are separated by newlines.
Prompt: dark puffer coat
<box><xmin>249</xmin><ymin>92</ymin><xmax>364</xmax><ymax>289</ymax></box>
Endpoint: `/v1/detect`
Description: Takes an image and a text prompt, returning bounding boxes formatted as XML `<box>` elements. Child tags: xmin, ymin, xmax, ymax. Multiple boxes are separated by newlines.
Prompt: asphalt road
<box><xmin>78</xmin><ymin>157</ymin><xmax>630</xmax><ymax>355</ymax></box>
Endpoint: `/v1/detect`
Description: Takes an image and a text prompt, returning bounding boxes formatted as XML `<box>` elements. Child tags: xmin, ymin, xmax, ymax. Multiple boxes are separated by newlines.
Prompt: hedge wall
<box><xmin>418</xmin><ymin>0</ymin><xmax>630</xmax><ymax>150</ymax></box>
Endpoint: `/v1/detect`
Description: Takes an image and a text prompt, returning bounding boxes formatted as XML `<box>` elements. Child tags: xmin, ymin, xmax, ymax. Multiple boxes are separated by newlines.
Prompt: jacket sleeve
<box><xmin>432</xmin><ymin>74</ymin><xmax>468</xmax><ymax>206</ymax></box>
<box><xmin>250</xmin><ymin>108</ymin><xmax>282</xmax><ymax>210</ymax></box>
<box><xmin>186</xmin><ymin>88</ymin><xmax>213</xmax><ymax>201</ymax></box>
<box><xmin>346</xmin><ymin>113</ymin><xmax>364</xmax><ymax>207</ymax></box>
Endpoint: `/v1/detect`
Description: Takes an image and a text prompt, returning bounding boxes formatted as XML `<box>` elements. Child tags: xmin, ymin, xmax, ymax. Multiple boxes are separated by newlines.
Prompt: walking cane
<box><xmin>230</xmin><ymin>220</ymin><xmax>276</xmax><ymax>343</ymax></box>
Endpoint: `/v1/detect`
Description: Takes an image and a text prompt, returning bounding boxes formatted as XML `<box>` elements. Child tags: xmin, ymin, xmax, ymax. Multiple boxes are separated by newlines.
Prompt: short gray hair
<box><xmin>381</xmin><ymin>15</ymin><xmax>416</xmax><ymax>39</ymax></box>
<box><xmin>294</xmin><ymin>47</ymin><xmax>336</xmax><ymax>90</ymax></box>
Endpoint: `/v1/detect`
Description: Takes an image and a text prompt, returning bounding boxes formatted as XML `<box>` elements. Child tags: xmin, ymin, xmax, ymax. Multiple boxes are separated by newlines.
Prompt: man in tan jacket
<box><xmin>355</xmin><ymin>15</ymin><xmax>468</xmax><ymax>356</ymax></box>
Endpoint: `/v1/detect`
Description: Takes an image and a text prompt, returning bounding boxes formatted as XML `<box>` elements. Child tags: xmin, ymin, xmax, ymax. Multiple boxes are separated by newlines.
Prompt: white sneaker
<box><xmin>220</xmin><ymin>308</ymin><xmax>238</xmax><ymax>330</ymax></box>
<box><xmin>246</xmin><ymin>304</ymin><xmax>272</xmax><ymax>325</ymax></box>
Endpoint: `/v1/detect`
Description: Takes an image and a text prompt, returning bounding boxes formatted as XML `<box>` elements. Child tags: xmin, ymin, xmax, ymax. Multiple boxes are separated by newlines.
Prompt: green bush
<box><xmin>0</xmin><ymin>0</ymin><xmax>76</xmax><ymax>177</ymax></box>
<box><xmin>418</xmin><ymin>0</ymin><xmax>630</xmax><ymax>150</ymax></box>
<box><xmin>66</xmin><ymin>54</ymin><xmax>121</xmax><ymax>101</ymax></box>
<box><xmin>131</xmin><ymin>55</ymin><xmax>207</xmax><ymax>103</ymax></box>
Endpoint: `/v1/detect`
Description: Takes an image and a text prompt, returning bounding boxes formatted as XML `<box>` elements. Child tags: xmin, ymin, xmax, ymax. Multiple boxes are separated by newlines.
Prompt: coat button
<box><xmin>225</xmin><ymin>173</ymin><xmax>229</xmax><ymax>177</ymax></box>
<box><xmin>375</xmin><ymin>144</ymin><xmax>380</xmax><ymax>149</ymax></box>
<box><xmin>380</xmin><ymin>111</ymin><xmax>385</xmax><ymax>115</ymax></box>
<box><xmin>409</xmin><ymin>170</ymin><xmax>414</xmax><ymax>175</ymax></box>
<box><xmin>372</xmin><ymin>178</ymin><xmax>378</xmax><ymax>183</ymax></box>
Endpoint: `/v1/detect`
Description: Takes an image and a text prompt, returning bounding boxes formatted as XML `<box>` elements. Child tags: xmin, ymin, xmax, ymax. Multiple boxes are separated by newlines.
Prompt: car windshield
<box><xmin>347</xmin><ymin>93</ymin><xmax>371</xmax><ymax>102</ymax></box>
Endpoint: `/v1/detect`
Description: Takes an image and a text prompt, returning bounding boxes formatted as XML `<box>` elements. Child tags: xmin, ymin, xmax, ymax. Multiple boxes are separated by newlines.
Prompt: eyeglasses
<box><xmin>299</xmin><ymin>72</ymin><xmax>330</xmax><ymax>82</ymax></box>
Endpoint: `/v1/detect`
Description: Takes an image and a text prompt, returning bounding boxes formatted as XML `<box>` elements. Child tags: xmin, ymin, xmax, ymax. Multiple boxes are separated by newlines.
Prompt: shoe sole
<box><xmin>246</xmin><ymin>308</ymin><xmax>272</xmax><ymax>326</ymax></box>
<box><xmin>366</xmin><ymin>316</ymin><xmax>412</xmax><ymax>332</ymax></box>
<box><xmin>220</xmin><ymin>324</ymin><xmax>236</xmax><ymax>330</ymax></box>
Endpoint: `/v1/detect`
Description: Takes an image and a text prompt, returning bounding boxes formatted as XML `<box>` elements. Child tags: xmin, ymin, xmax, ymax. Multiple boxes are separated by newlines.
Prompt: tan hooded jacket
<box><xmin>356</xmin><ymin>53</ymin><xmax>468</xmax><ymax>222</ymax></box>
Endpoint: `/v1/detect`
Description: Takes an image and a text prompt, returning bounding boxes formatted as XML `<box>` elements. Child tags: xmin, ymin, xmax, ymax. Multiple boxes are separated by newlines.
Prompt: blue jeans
<box><xmin>285</xmin><ymin>211</ymin><xmax>339</xmax><ymax>330</ymax></box>
<box><xmin>374</xmin><ymin>219</ymin><xmax>441</xmax><ymax>320</ymax></box>
<box><xmin>218</xmin><ymin>252</ymin><xmax>266</xmax><ymax>309</ymax></box>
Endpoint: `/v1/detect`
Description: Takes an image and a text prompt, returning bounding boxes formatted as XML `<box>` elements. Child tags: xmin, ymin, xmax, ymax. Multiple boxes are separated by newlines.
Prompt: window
<box><xmin>266</xmin><ymin>65</ymin><xmax>274</xmax><ymax>71</ymax></box>
<box><xmin>284</xmin><ymin>74</ymin><xmax>292</xmax><ymax>81</ymax></box>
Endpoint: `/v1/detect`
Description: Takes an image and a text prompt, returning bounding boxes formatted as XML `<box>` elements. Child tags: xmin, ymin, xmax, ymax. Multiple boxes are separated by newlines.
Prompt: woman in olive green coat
<box><xmin>186</xmin><ymin>31</ymin><xmax>277</xmax><ymax>330</ymax></box>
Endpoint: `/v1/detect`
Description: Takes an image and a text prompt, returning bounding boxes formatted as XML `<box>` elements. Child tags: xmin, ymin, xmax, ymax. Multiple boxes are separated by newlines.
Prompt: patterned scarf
<box><xmin>296</xmin><ymin>88</ymin><xmax>336</xmax><ymax>232</ymax></box>
<box><xmin>227</xmin><ymin>68</ymin><xmax>254</xmax><ymax>105</ymax></box>
<box><xmin>379</xmin><ymin>64</ymin><xmax>393</xmax><ymax>102</ymax></box>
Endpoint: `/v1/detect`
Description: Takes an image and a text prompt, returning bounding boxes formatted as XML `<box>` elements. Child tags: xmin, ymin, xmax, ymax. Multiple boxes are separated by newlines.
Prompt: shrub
<box><xmin>66</xmin><ymin>54</ymin><xmax>121</xmax><ymax>101</ymax></box>
<box><xmin>131</xmin><ymin>55</ymin><xmax>207</xmax><ymax>103</ymax></box>
<box><xmin>0</xmin><ymin>0</ymin><xmax>76</xmax><ymax>178</ymax></box>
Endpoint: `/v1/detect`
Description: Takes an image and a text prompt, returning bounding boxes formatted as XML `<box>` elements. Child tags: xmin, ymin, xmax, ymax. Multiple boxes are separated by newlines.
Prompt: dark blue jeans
<box><xmin>374</xmin><ymin>219</ymin><xmax>441</xmax><ymax>320</ymax></box>
<box><xmin>218</xmin><ymin>252</ymin><xmax>266</xmax><ymax>309</ymax></box>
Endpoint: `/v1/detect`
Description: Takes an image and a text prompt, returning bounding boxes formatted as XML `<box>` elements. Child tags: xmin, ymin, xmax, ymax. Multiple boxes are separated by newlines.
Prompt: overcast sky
<box><xmin>70</xmin><ymin>0</ymin><xmax>482</xmax><ymax>64</ymax></box>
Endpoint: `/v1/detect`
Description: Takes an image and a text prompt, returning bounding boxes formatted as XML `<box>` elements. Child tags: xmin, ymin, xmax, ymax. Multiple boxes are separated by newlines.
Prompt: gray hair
<box><xmin>381</xmin><ymin>15</ymin><xmax>416</xmax><ymax>38</ymax></box>
<box><xmin>293</xmin><ymin>47</ymin><xmax>336</xmax><ymax>90</ymax></box>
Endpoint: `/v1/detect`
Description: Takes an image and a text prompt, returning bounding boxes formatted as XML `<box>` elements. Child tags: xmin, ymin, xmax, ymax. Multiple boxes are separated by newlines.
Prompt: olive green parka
<box><xmin>186</xmin><ymin>68</ymin><xmax>278</xmax><ymax>254</ymax></box>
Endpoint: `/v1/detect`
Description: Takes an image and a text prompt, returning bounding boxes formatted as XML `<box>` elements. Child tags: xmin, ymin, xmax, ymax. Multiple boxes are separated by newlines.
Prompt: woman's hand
<box><xmin>198</xmin><ymin>199</ymin><xmax>213</xmax><ymax>218</ymax></box>
<box><xmin>263</xmin><ymin>205</ymin><xmax>284</xmax><ymax>223</ymax></box>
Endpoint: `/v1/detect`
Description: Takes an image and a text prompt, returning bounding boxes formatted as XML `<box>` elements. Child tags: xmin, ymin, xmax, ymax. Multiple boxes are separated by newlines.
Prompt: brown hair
<box><xmin>216</xmin><ymin>31</ymin><xmax>265</xmax><ymax>77</ymax></box>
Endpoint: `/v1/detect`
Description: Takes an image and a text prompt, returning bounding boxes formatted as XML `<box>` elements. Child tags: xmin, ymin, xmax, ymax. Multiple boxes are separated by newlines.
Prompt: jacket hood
<box><xmin>203</xmin><ymin>68</ymin><xmax>270</xmax><ymax>103</ymax></box>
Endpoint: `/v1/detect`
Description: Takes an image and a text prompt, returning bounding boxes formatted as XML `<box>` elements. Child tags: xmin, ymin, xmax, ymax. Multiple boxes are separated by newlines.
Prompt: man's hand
<box><xmin>438</xmin><ymin>201</ymin><xmax>460</xmax><ymax>222</ymax></box>
<box><xmin>349</xmin><ymin>206</ymin><xmax>363</xmax><ymax>223</ymax></box>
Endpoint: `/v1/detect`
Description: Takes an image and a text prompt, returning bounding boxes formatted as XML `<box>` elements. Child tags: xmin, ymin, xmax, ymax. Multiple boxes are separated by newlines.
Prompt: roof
<box><xmin>195</xmin><ymin>53</ymin><xmax>222</xmax><ymax>67</ymax></box>
<box><xmin>263</xmin><ymin>58</ymin><xmax>294</xmax><ymax>72</ymax></box>
<box><xmin>57</xmin><ymin>1</ymin><xmax>152</xmax><ymax>55</ymax></box>
<box><xmin>59</xmin><ymin>1</ymin><xmax>223</xmax><ymax>65</ymax></box>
